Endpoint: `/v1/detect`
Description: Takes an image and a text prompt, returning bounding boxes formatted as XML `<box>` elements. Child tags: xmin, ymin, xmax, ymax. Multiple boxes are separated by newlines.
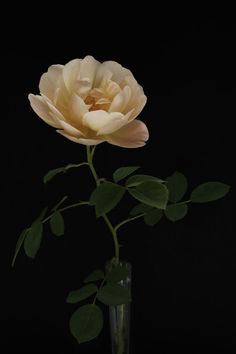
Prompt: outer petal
<box><xmin>39</xmin><ymin>64</ymin><xmax>64</xmax><ymax>101</ymax></box>
<box><xmin>128</xmin><ymin>94</ymin><xmax>147</xmax><ymax>121</ymax></box>
<box><xmin>28</xmin><ymin>94</ymin><xmax>60</xmax><ymax>128</ymax></box>
<box><xmin>56</xmin><ymin>130</ymin><xmax>104</xmax><ymax>145</ymax></box>
<box><xmin>58</xmin><ymin>120</ymin><xmax>85</xmax><ymax>137</ymax></box>
<box><xmin>63</xmin><ymin>59</ymin><xmax>81</xmax><ymax>92</ymax></box>
<box><xmin>79</xmin><ymin>56</ymin><xmax>100</xmax><ymax>85</ymax></box>
<box><xmin>120</xmin><ymin>75</ymin><xmax>147</xmax><ymax>120</ymax></box>
<box><xmin>106</xmin><ymin>120</ymin><xmax>149</xmax><ymax>148</ymax></box>
<box><xmin>42</xmin><ymin>94</ymin><xmax>65</xmax><ymax>122</ymax></box>
<box><xmin>100</xmin><ymin>61</ymin><xmax>133</xmax><ymax>84</ymax></box>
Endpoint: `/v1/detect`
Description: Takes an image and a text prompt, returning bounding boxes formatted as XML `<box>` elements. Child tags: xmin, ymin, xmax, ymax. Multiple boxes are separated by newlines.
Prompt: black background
<box><xmin>2</xmin><ymin>13</ymin><xmax>235</xmax><ymax>354</ymax></box>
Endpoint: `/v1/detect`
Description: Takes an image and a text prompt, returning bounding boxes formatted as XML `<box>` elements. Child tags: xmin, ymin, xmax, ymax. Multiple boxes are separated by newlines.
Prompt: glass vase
<box><xmin>107</xmin><ymin>260</ymin><xmax>131</xmax><ymax>354</ymax></box>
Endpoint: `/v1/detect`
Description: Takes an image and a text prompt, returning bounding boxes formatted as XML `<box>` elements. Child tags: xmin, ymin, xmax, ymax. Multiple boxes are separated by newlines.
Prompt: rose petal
<box><xmin>42</xmin><ymin>94</ymin><xmax>65</xmax><ymax>122</ymax></box>
<box><xmin>105</xmin><ymin>80</ymin><xmax>121</xmax><ymax>98</ymax></box>
<box><xmin>109</xmin><ymin>86</ymin><xmax>131</xmax><ymax>113</ymax></box>
<box><xmin>75</xmin><ymin>79</ymin><xmax>91</xmax><ymax>99</ymax></box>
<box><xmin>94</xmin><ymin>67</ymin><xmax>113</xmax><ymax>88</ymax></box>
<box><xmin>101</xmin><ymin>61</ymin><xmax>132</xmax><ymax>84</ymax></box>
<box><xmin>28</xmin><ymin>94</ymin><xmax>60</xmax><ymax>128</ymax></box>
<box><xmin>58</xmin><ymin>120</ymin><xmax>85</xmax><ymax>137</ymax></box>
<box><xmin>63</xmin><ymin>59</ymin><xmax>81</xmax><ymax>92</ymax></box>
<box><xmin>79</xmin><ymin>56</ymin><xmax>99</xmax><ymax>85</ymax></box>
<box><xmin>97</xmin><ymin>110</ymin><xmax>134</xmax><ymax>135</ymax></box>
<box><xmin>56</xmin><ymin>130</ymin><xmax>104</xmax><ymax>145</ymax></box>
<box><xmin>122</xmin><ymin>76</ymin><xmax>147</xmax><ymax>118</ymax></box>
<box><xmin>76</xmin><ymin>138</ymin><xmax>105</xmax><ymax>146</ymax></box>
<box><xmin>39</xmin><ymin>65</ymin><xmax>64</xmax><ymax>101</ymax></box>
<box><xmin>70</xmin><ymin>93</ymin><xmax>89</xmax><ymax>121</ymax></box>
<box><xmin>82</xmin><ymin>110</ymin><xmax>111</xmax><ymax>131</ymax></box>
<box><xmin>106</xmin><ymin>120</ymin><xmax>149</xmax><ymax>148</ymax></box>
<box><xmin>128</xmin><ymin>95</ymin><xmax>147</xmax><ymax>121</ymax></box>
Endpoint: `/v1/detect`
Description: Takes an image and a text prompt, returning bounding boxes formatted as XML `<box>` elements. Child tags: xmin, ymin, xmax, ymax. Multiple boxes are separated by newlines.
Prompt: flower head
<box><xmin>29</xmin><ymin>56</ymin><xmax>149</xmax><ymax>148</ymax></box>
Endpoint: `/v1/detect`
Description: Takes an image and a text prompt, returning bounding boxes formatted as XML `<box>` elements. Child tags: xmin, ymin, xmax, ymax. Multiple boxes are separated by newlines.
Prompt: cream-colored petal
<box><xmin>63</xmin><ymin>59</ymin><xmax>81</xmax><ymax>92</ymax></box>
<box><xmin>75</xmin><ymin>79</ymin><xmax>91</xmax><ymax>99</ymax></box>
<box><xmin>109</xmin><ymin>86</ymin><xmax>131</xmax><ymax>113</ymax></box>
<box><xmin>89</xmin><ymin>88</ymin><xmax>104</xmax><ymax>99</ymax></box>
<box><xmin>39</xmin><ymin>65</ymin><xmax>64</xmax><ymax>101</ymax></box>
<box><xmin>79</xmin><ymin>56</ymin><xmax>99</xmax><ymax>86</ymax></box>
<box><xmin>128</xmin><ymin>94</ymin><xmax>147</xmax><ymax>121</ymax></box>
<box><xmin>105</xmin><ymin>80</ymin><xmax>121</xmax><ymax>98</ymax></box>
<box><xmin>82</xmin><ymin>110</ymin><xmax>111</xmax><ymax>131</ymax></box>
<box><xmin>28</xmin><ymin>94</ymin><xmax>60</xmax><ymax>128</ymax></box>
<box><xmin>94</xmin><ymin>67</ymin><xmax>113</xmax><ymax>88</ymax></box>
<box><xmin>70</xmin><ymin>93</ymin><xmax>89</xmax><ymax>121</ymax></box>
<box><xmin>122</xmin><ymin>76</ymin><xmax>147</xmax><ymax>117</ymax></box>
<box><xmin>97</xmin><ymin>110</ymin><xmax>134</xmax><ymax>135</ymax></box>
<box><xmin>76</xmin><ymin>138</ymin><xmax>105</xmax><ymax>146</ymax></box>
<box><xmin>41</xmin><ymin>94</ymin><xmax>65</xmax><ymax>122</ymax></box>
<box><xmin>96</xmin><ymin>97</ymin><xmax>111</xmax><ymax>105</ymax></box>
<box><xmin>101</xmin><ymin>61</ymin><xmax>133</xmax><ymax>84</ymax></box>
<box><xmin>106</xmin><ymin>120</ymin><xmax>149</xmax><ymax>148</ymax></box>
<box><xmin>56</xmin><ymin>130</ymin><xmax>104</xmax><ymax>145</ymax></box>
<box><xmin>58</xmin><ymin>120</ymin><xmax>85</xmax><ymax>137</ymax></box>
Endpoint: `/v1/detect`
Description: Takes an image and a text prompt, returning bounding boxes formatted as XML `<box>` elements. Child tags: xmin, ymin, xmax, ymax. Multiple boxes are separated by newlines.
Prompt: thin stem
<box><xmin>86</xmin><ymin>146</ymin><xmax>120</xmax><ymax>264</ymax></box>
<box><xmin>42</xmin><ymin>201</ymin><xmax>89</xmax><ymax>223</ymax></box>
<box><xmin>65</xmin><ymin>162</ymin><xmax>89</xmax><ymax>170</ymax></box>
<box><xmin>103</xmin><ymin>214</ymin><xmax>120</xmax><ymax>261</ymax></box>
<box><xmin>115</xmin><ymin>213</ymin><xmax>145</xmax><ymax>233</ymax></box>
<box><xmin>92</xmin><ymin>277</ymin><xmax>106</xmax><ymax>305</ymax></box>
<box><xmin>91</xmin><ymin>146</ymin><xmax>96</xmax><ymax>160</ymax></box>
<box><xmin>176</xmin><ymin>199</ymin><xmax>191</xmax><ymax>205</ymax></box>
<box><xmin>86</xmin><ymin>146</ymin><xmax>100</xmax><ymax>186</ymax></box>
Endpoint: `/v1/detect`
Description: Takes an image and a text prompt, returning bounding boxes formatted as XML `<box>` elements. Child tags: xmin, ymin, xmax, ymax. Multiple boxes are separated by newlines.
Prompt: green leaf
<box><xmin>144</xmin><ymin>209</ymin><xmax>163</xmax><ymax>226</ymax></box>
<box><xmin>43</xmin><ymin>163</ymin><xmax>87</xmax><ymax>184</ymax></box>
<box><xmin>130</xmin><ymin>203</ymin><xmax>153</xmax><ymax>216</ymax></box>
<box><xmin>52</xmin><ymin>196</ymin><xmax>68</xmax><ymax>212</ymax></box>
<box><xmin>190</xmin><ymin>182</ymin><xmax>230</xmax><ymax>203</ymax></box>
<box><xmin>89</xmin><ymin>182</ymin><xmax>125</xmax><ymax>217</ymax></box>
<box><xmin>84</xmin><ymin>270</ymin><xmax>105</xmax><ymax>283</ymax></box>
<box><xmin>66</xmin><ymin>284</ymin><xmax>98</xmax><ymax>304</ymax></box>
<box><xmin>128</xmin><ymin>181</ymin><xmax>169</xmax><ymax>210</ymax></box>
<box><xmin>43</xmin><ymin>168</ymin><xmax>64</xmax><ymax>183</ymax></box>
<box><xmin>113</xmin><ymin>166</ymin><xmax>139</xmax><ymax>183</ymax></box>
<box><xmin>106</xmin><ymin>265</ymin><xmax>129</xmax><ymax>283</ymax></box>
<box><xmin>126</xmin><ymin>174</ymin><xmax>165</xmax><ymax>187</ymax></box>
<box><xmin>12</xmin><ymin>228</ymin><xmax>29</xmax><ymax>267</ymax></box>
<box><xmin>166</xmin><ymin>172</ymin><xmax>188</xmax><ymax>203</ymax></box>
<box><xmin>164</xmin><ymin>203</ymin><xmax>188</xmax><ymax>222</ymax></box>
<box><xmin>97</xmin><ymin>283</ymin><xmax>131</xmax><ymax>306</ymax></box>
<box><xmin>70</xmin><ymin>304</ymin><xmax>103</xmax><ymax>344</ymax></box>
<box><xmin>50</xmin><ymin>211</ymin><xmax>64</xmax><ymax>236</ymax></box>
<box><xmin>24</xmin><ymin>221</ymin><xmax>43</xmax><ymax>259</ymax></box>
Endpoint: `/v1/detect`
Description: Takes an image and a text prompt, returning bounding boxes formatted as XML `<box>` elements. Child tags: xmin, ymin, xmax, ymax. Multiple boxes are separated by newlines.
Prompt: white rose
<box><xmin>29</xmin><ymin>56</ymin><xmax>149</xmax><ymax>148</ymax></box>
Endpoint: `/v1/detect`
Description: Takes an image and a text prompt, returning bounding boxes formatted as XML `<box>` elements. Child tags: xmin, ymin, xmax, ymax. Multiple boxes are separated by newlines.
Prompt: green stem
<box><xmin>86</xmin><ymin>146</ymin><xmax>100</xmax><ymax>186</ymax></box>
<box><xmin>65</xmin><ymin>162</ymin><xmax>89</xmax><ymax>170</ymax></box>
<box><xmin>115</xmin><ymin>213</ymin><xmax>145</xmax><ymax>233</ymax></box>
<box><xmin>92</xmin><ymin>277</ymin><xmax>106</xmax><ymax>305</ymax></box>
<box><xmin>176</xmin><ymin>199</ymin><xmax>191</xmax><ymax>205</ymax></box>
<box><xmin>86</xmin><ymin>146</ymin><xmax>120</xmax><ymax>264</ymax></box>
<box><xmin>103</xmin><ymin>214</ymin><xmax>120</xmax><ymax>262</ymax></box>
<box><xmin>42</xmin><ymin>201</ymin><xmax>89</xmax><ymax>223</ymax></box>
